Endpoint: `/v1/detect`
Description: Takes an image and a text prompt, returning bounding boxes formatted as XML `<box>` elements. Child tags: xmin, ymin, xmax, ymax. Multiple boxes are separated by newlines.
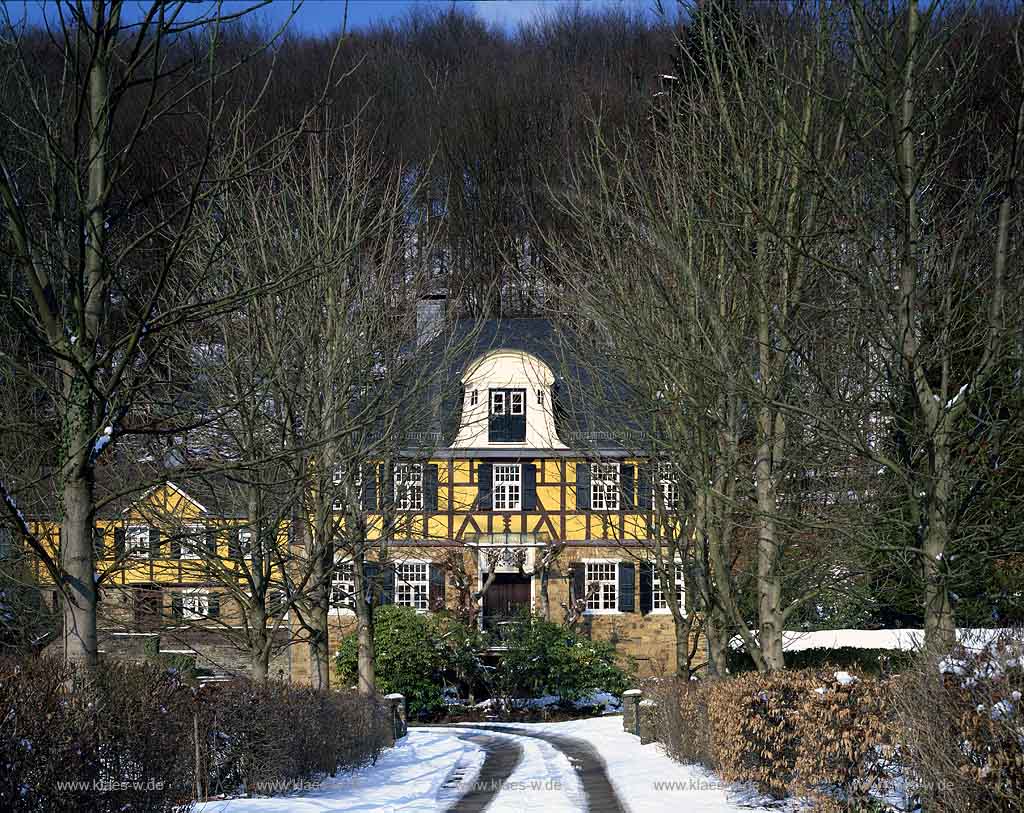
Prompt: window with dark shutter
<box><xmin>477</xmin><ymin>463</ymin><xmax>493</xmax><ymax>510</ymax></box>
<box><xmin>169</xmin><ymin>532</ymin><xmax>181</xmax><ymax>559</ymax></box>
<box><xmin>621</xmin><ymin>465</ymin><xmax>636</xmax><ymax>510</ymax></box>
<box><xmin>575</xmin><ymin>464</ymin><xmax>591</xmax><ymax>510</ymax></box>
<box><xmin>93</xmin><ymin>526</ymin><xmax>105</xmax><ymax>560</ymax></box>
<box><xmin>171</xmin><ymin>592</ymin><xmax>183</xmax><ymax>620</ymax></box>
<box><xmin>488</xmin><ymin>388</ymin><xmax>526</xmax><ymax>442</ymax></box>
<box><xmin>428</xmin><ymin>564</ymin><xmax>445</xmax><ymax>610</ymax></box>
<box><xmin>228</xmin><ymin>529</ymin><xmax>242</xmax><ymax>560</ymax></box>
<box><xmin>206</xmin><ymin>529</ymin><xmax>218</xmax><ymax>557</ymax></box>
<box><xmin>618</xmin><ymin>563</ymin><xmax>636</xmax><ymax>612</ymax></box>
<box><xmin>638</xmin><ymin>466</ymin><xmax>654</xmax><ymax>510</ymax></box>
<box><xmin>148</xmin><ymin>528</ymin><xmax>161</xmax><ymax>558</ymax></box>
<box><xmin>379</xmin><ymin>564</ymin><xmax>395</xmax><ymax>606</ymax></box>
<box><xmin>424</xmin><ymin>464</ymin><xmax>439</xmax><ymax>511</ymax></box>
<box><xmin>570</xmin><ymin>562</ymin><xmax>586</xmax><ymax>603</ymax></box>
<box><xmin>114</xmin><ymin>526</ymin><xmax>126</xmax><ymax>559</ymax></box>
<box><xmin>207</xmin><ymin>592</ymin><xmax>220</xmax><ymax>617</ymax></box>
<box><xmin>360</xmin><ymin>464</ymin><xmax>378</xmax><ymax>512</ymax></box>
<box><xmin>522</xmin><ymin>463</ymin><xmax>538</xmax><ymax>511</ymax></box>
<box><xmin>639</xmin><ymin>563</ymin><xmax>654</xmax><ymax>614</ymax></box>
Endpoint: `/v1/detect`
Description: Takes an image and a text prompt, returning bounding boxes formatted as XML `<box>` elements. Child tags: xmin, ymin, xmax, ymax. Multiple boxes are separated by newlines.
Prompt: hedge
<box><xmin>645</xmin><ymin>632</ymin><xmax>1024</xmax><ymax>811</ymax></box>
<box><xmin>0</xmin><ymin>656</ymin><xmax>391</xmax><ymax>812</ymax></box>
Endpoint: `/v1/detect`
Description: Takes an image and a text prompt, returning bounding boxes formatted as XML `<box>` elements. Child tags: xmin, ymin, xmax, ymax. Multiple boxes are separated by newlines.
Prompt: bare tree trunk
<box><xmin>61</xmin><ymin>466</ymin><xmax>97</xmax><ymax>666</ymax></box>
<box><xmin>353</xmin><ymin>556</ymin><xmax>375</xmax><ymax>695</ymax></box>
<box><xmin>755</xmin><ymin>408</ymin><xmax>786</xmax><ymax>671</ymax></box>
<box><xmin>306</xmin><ymin>520</ymin><xmax>331</xmax><ymax>690</ymax></box>
<box><xmin>671</xmin><ymin>610</ymin><xmax>693</xmax><ymax>680</ymax></box>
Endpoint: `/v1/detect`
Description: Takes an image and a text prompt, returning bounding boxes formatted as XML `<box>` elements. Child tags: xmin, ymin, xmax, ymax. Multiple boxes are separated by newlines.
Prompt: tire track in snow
<box><xmin>457</xmin><ymin>724</ymin><xmax>627</xmax><ymax>813</ymax></box>
<box><xmin>444</xmin><ymin>730</ymin><xmax>523</xmax><ymax>813</ymax></box>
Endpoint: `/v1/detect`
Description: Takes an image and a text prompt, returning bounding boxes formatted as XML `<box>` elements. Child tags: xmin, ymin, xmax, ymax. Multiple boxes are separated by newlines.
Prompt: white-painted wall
<box><xmin>451</xmin><ymin>350</ymin><xmax>567</xmax><ymax>449</ymax></box>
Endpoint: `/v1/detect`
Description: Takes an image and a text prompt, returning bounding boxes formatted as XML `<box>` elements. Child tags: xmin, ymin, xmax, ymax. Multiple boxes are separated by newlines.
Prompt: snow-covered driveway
<box><xmin>196</xmin><ymin>716</ymin><xmax>775</xmax><ymax>812</ymax></box>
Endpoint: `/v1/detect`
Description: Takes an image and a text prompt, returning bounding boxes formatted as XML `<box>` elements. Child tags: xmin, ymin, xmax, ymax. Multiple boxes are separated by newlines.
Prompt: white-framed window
<box><xmin>652</xmin><ymin>563</ymin><xmax>685</xmax><ymax>612</ymax></box>
<box><xmin>181</xmin><ymin>589</ymin><xmax>209</xmax><ymax>620</ymax></box>
<box><xmin>332</xmin><ymin>561</ymin><xmax>355</xmax><ymax>611</ymax></box>
<box><xmin>469</xmin><ymin>389</ymin><xmax>479</xmax><ymax>407</ymax></box>
<box><xmin>395</xmin><ymin>463</ymin><xmax>424</xmax><ymax>511</ymax></box>
<box><xmin>658</xmin><ymin>461</ymin><xmax>679</xmax><ymax>509</ymax></box>
<box><xmin>332</xmin><ymin>466</ymin><xmax>361</xmax><ymax>512</ymax></box>
<box><xmin>490</xmin><ymin>390</ymin><xmax>506</xmax><ymax>415</ymax></box>
<box><xmin>591</xmin><ymin>463</ymin><xmax>620</xmax><ymax>511</ymax></box>
<box><xmin>493</xmin><ymin>463</ymin><xmax>522</xmax><ymax>511</ymax></box>
<box><xmin>585</xmin><ymin>561</ymin><xmax>618</xmax><ymax>612</ymax></box>
<box><xmin>395</xmin><ymin>562</ymin><xmax>429</xmax><ymax>610</ymax></box>
<box><xmin>537</xmin><ymin>389</ymin><xmax>545</xmax><ymax>405</ymax></box>
<box><xmin>180</xmin><ymin>524</ymin><xmax>205</xmax><ymax>559</ymax></box>
<box><xmin>126</xmin><ymin>525</ymin><xmax>150</xmax><ymax>558</ymax></box>
<box><xmin>510</xmin><ymin>390</ymin><xmax>524</xmax><ymax>415</ymax></box>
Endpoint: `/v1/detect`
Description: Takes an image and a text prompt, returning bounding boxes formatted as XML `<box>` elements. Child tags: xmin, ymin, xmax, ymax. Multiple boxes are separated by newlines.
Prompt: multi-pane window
<box><xmin>469</xmin><ymin>389</ymin><xmax>479</xmax><ymax>407</ymax></box>
<box><xmin>332</xmin><ymin>561</ymin><xmax>355</xmax><ymax>610</ymax></box>
<box><xmin>126</xmin><ymin>526</ymin><xmax>150</xmax><ymax>558</ymax></box>
<box><xmin>585</xmin><ymin>562</ymin><xmax>617</xmax><ymax>611</ymax></box>
<box><xmin>180</xmin><ymin>525</ymin><xmax>205</xmax><ymax>559</ymax></box>
<box><xmin>653</xmin><ymin>563</ymin><xmax>685</xmax><ymax>611</ymax></box>
<box><xmin>490</xmin><ymin>390</ymin><xmax>506</xmax><ymax>415</ymax></box>
<box><xmin>395</xmin><ymin>464</ymin><xmax>424</xmax><ymax>511</ymax></box>
<box><xmin>658</xmin><ymin>461</ymin><xmax>679</xmax><ymax>510</ymax></box>
<box><xmin>510</xmin><ymin>390</ymin><xmax>524</xmax><ymax>415</ymax></box>
<box><xmin>493</xmin><ymin>464</ymin><xmax>522</xmax><ymax>511</ymax></box>
<box><xmin>332</xmin><ymin>466</ymin><xmax>362</xmax><ymax>512</ymax></box>
<box><xmin>395</xmin><ymin>562</ymin><xmax>429</xmax><ymax>610</ymax></box>
<box><xmin>181</xmin><ymin>590</ymin><xmax>209</xmax><ymax>620</ymax></box>
<box><xmin>536</xmin><ymin>389</ymin><xmax>545</xmax><ymax>405</ymax></box>
<box><xmin>591</xmin><ymin>463</ymin><xmax>620</xmax><ymax>511</ymax></box>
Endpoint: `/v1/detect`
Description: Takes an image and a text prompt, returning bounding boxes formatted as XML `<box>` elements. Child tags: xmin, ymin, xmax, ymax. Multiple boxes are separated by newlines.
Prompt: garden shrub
<box><xmin>494</xmin><ymin>614</ymin><xmax>632</xmax><ymax>704</ymax></box>
<box><xmin>336</xmin><ymin>605</ymin><xmax>447</xmax><ymax>716</ymax></box>
<box><xmin>706</xmin><ymin>669</ymin><xmax>820</xmax><ymax>797</ymax></box>
<box><xmin>643</xmin><ymin>676</ymin><xmax>712</xmax><ymax>768</ymax></box>
<box><xmin>893</xmin><ymin>631</ymin><xmax>1024</xmax><ymax>812</ymax></box>
<box><xmin>0</xmin><ymin>655</ymin><xmax>391</xmax><ymax>811</ymax></box>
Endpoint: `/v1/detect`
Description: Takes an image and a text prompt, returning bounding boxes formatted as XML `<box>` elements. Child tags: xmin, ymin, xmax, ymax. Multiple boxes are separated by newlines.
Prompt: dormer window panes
<box><xmin>488</xmin><ymin>388</ymin><xmax>526</xmax><ymax>443</ymax></box>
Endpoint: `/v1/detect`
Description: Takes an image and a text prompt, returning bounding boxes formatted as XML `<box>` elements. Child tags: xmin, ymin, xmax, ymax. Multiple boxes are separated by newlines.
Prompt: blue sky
<box><xmin>7</xmin><ymin>1</ymin><xmax>658</xmax><ymax>36</ymax></box>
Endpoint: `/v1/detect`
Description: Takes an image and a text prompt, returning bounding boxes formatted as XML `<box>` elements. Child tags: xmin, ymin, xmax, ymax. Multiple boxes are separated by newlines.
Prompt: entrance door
<box><xmin>482</xmin><ymin>573</ymin><xmax>531</xmax><ymax>636</ymax></box>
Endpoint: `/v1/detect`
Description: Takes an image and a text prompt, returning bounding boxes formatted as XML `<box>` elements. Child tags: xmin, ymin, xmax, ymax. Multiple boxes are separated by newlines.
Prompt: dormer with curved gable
<box><xmin>451</xmin><ymin>348</ymin><xmax>567</xmax><ymax>449</ymax></box>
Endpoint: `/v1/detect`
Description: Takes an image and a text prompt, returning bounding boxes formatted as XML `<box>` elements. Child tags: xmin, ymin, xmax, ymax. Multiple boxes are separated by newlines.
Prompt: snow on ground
<box><xmin>480</xmin><ymin>716</ymin><xmax>783</xmax><ymax>812</ymax></box>
<box><xmin>194</xmin><ymin>716</ymin><xmax>782</xmax><ymax>812</ymax></box>
<box><xmin>194</xmin><ymin>728</ymin><xmax>485</xmax><ymax>813</ymax></box>
<box><xmin>768</xmin><ymin>627</ymin><xmax>1014</xmax><ymax>652</ymax></box>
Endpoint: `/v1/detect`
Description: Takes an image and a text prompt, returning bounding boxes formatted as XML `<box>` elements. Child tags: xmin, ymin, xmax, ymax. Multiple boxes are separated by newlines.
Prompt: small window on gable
<box><xmin>469</xmin><ymin>389</ymin><xmax>479</xmax><ymax>407</ymax></box>
<box><xmin>537</xmin><ymin>389</ymin><xmax>545</xmax><ymax>405</ymax></box>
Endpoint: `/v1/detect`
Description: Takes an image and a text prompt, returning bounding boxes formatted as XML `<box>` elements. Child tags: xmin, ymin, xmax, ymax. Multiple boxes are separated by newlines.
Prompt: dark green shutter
<box><xmin>169</xmin><ymin>532</ymin><xmax>181</xmax><ymax>559</ymax></box>
<box><xmin>207</xmin><ymin>593</ymin><xmax>220</xmax><ymax>617</ymax></box>
<box><xmin>229</xmin><ymin>529</ymin><xmax>241</xmax><ymax>560</ymax></box>
<box><xmin>171</xmin><ymin>592</ymin><xmax>183</xmax><ymax>619</ymax></box>
<box><xmin>639</xmin><ymin>562</ymin><xmax>654</xmax><ymax>614</ymax></box>
<box><xmin>638</xmin><ymin>466</ymin><xmax>653</xmax><ymax>510</ymax></box>
<box><xmin>522</xmin><ymin>463</ymin><xmax>537</xmax><ymax>510</ymax></box>
<box><xmin>383</xmin><ymin>464</ymin><xmax>395</xmax><ymax>508</ymax></box>
<box><xmin>477</xmin><ymin>463</ymin><xmax>493</xmax><ymax>510</ymax></box>
<box><xmin>575</xmin><ymin>463</ymin><xmax>591</xmax><ymax>510</ymax></box>
<box><xmin>93</xmin><ymin>526</ymin><xmax>105</xmax><ymax>560</ymax></box>
<box><xmin>570</xmin><ymin>562</ymin><xmax>586</xmax><ymax>603</ymax></box>
<box><xmin>379</xmin><ymin>564</ymin><xmax>395</xmax><ymax>606</ymax></box>
<box><xmin>618</xmin><ymin>562</ymin><xmax>636</xmax><ymax>612</ymax></box>
<box><xmin>424</xmin><ymin>464</ymin><xmax>439</xmax><ymax>511</ymax></box>
<box><xmin>364</xmin><ymin>562</ymin><xmax>380</xmax><ymax>605</ymax></box>
<box><xmin>149</xmin><ymin>528</ymin><xmax>161</xmax><ymax>558</ymax></box>
<box><xmin>114</xmin><ymin>527</ymin><xmax>126</xmax><ymax>559</ymax></box>
<box><xmin>428</xmin><ymin>564</ymin><xmax>445</xmax><ymax>610</ymax></box>
<box><xmin>621</xmin><ymin>465</ymin><xmax>636</xmax><ymax>509</ymax></box>
<box><xmin>206</xmin><ymin>529</ymin><xmax>218</xmax><ymax>557</ymax></box>
<box><xmin>360</xmin><ymin>464</ymin><xmax>378</xmax><ymax>511</ymax></box>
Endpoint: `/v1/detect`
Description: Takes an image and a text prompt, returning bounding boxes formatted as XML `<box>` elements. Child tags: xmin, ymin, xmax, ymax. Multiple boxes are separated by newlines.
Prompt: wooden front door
<box><xmin>483</xmin><ymin>573</ymin><xmax>531</xmax><ymax>627</ymax></box>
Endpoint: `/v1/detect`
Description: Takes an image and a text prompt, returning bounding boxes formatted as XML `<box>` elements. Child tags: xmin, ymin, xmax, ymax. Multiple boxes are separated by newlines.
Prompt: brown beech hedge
<box><xmin>0</xmin><ymin>656</ymin><xmax>391</xmax><ymax>812</ymax></box>
<box><xmin>645</xmin><ymin>634</ymin><xmax>1024</xmax><ymax>811</ymax></box>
